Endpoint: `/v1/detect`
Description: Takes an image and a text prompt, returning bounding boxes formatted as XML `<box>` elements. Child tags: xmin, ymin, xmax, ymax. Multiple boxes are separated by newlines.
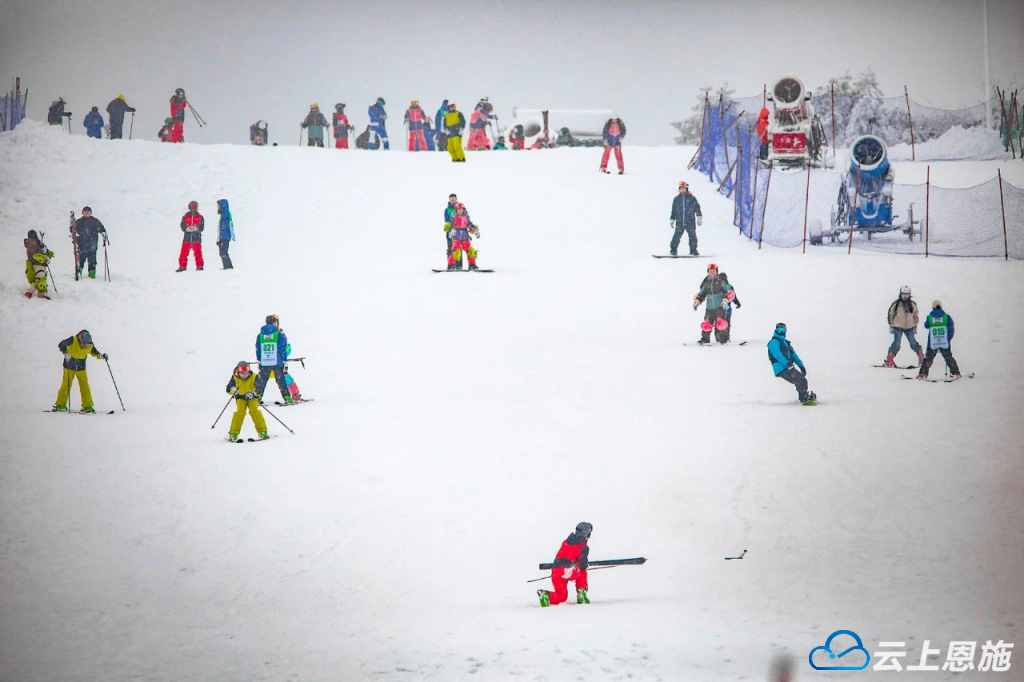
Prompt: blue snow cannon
<box><xmin>845</xmin><ymin>135</ymin><xmax>893</xmax><ymax>227</ymax></box>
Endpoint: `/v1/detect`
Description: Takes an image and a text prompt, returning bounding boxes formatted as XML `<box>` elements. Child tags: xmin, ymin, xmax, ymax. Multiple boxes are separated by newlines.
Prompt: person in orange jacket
<box><xmin>538</xmin><ymin>522</ymin><xmax>592</xmax><ymax>606</ymax></box>
<box><xmin>756</xmin><ymin>107</ymin><xmax>770</xmax><ymax>160</ymax></box>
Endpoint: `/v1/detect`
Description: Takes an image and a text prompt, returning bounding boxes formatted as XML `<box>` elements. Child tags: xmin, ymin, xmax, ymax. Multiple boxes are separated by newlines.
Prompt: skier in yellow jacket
<box><xmin>226</xmin><ymin>361</ymin><xmax>269</xmax><ymax>442</ymax></box>
<box><xmin>443</xmin><ymin>102</ymin><xmax>466</xmax><ymax>162</ymax></box>
<box><xmin>53</xmin><ymin>330</ymin><xmax>108</xmax><ymax>412</ymax></box>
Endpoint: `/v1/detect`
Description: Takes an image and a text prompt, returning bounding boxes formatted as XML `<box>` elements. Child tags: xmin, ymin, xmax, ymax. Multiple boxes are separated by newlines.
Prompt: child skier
<box><xmin>256</xmin><ymin>314</ymin><xmax>292</xmax><ymax>403</ymax></box>
<box><xmin>226</xmin><ymin>361</ymin><xmax>268</xmax><ymax>442</ymax></box>
<box><xmin>767</xmin><ymin>322</ymin><xmax>816</xmax><ymax>405</ymax></box>
<box><xmin>693</xmin><ymin>263</ymin><xmax>735</xmax><ymax>344</ymax></box>
<box><xmin>917</xmin><ymin>300</ymin><xmax>962</xmax><ymax>380</ymax></box>
<box><xmin>24</xmin><ymin>230</ymin><xmax>54</xmax><ymax>299</ymax></box>
<box><xmin>177</xmin><ymin>200</ymin><xmax>204</xmax><ymax>272</ymax></box>
<box><xmin>445</xmin><ymin>203</ymin><xmax>480</xmax><ymax>271</ymax></box>
<box><xmin>442</xmin><ymin>193</ymin><xmax>459</xmax><ymax>266</ymax></box>
<box><xmin>53</xmin><ymin>330</ymin><xmax>108</xmax><ymax>413</ymax></box>
<box><xmin>538</xmin><ymin>522</ymin><xmax>592</xmax><ymax>607</ymax></box>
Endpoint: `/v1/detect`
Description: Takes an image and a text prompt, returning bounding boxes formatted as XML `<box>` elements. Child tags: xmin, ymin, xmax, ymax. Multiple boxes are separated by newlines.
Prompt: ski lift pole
<box><xmin>105</xmin><ymin>357</ymin><xmax>126</xmax><ymax>411</ymax></box>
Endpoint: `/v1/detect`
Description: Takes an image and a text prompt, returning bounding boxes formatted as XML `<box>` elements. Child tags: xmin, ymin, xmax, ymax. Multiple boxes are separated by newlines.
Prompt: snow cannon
<box><xmin>766</xmin><ymin>75</ymin><xmax>827</xmax><ymax>167</ymax></box>
<box><xmin>845</xmin><ymin>135</ymin><xmax>893</xmax><ymax>226</ymax></box>
<box><xmin>810</xmin><ymin>133</ymin><xmax>918</xmax><ymax>245</ymax></box>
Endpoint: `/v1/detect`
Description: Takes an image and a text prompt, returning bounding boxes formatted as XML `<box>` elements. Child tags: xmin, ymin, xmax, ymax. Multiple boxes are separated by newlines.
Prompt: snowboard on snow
<box><xmin>683</xmin><ymin>340</ymin><xmax>748</xmax><ymax>346</ymax></box>
<box><xmin>432</xmin><ymin>268</ymin><xmax>494</xmax><ymax>273</ymax></box>
<box><xmin>652</xmin><ymin>254</ymin><xmax>706</xmax><ymax>259</ymax></box>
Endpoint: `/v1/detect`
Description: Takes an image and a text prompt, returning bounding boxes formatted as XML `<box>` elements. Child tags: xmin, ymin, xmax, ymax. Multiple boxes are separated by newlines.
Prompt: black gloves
<box><xmin>734</xmin><ymin>300</ymin><xmax>741</xmax><ymax>309</ymax></box>
<box><xmin>800</xmin><ymin>366</ymin><xmax>807</xmax><ymax>377</ymax></box>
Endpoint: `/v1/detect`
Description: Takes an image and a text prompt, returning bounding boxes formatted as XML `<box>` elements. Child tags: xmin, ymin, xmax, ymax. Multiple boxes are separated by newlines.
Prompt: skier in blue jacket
<box><xmin>216</xmin><ymin>199</ymin><xmax>234</xmax><ymax>269</ymax></box>
<box><xmin>368</xmin><ymin>97</ymin><xmax>389</xmax><ymax>150</ymax></box>
<box><xmin>917</xmin><ymin>300</ymin><xmax>961</xmax><ymax>380</ymax></box>
<box><xmin>256</xmin><ymin>314</ymin><xmax>292</xmax><ymax>403</ymax></box>
<box><xmin>83</xmin><ymin>107</ymin><xmax>104</xmax><ymax>138</ymax></box>
<box><xmin>767</xmin><ymin>322</ymin><xmax>815</xmax><ymax>405</ymax></box>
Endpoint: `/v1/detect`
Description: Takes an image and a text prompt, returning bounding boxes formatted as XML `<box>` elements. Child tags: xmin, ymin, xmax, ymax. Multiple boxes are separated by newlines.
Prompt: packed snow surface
<box><xmin>1</xmin><ymin>121</ymin><xmax>1022</xmax><ymax>680</ymax></box>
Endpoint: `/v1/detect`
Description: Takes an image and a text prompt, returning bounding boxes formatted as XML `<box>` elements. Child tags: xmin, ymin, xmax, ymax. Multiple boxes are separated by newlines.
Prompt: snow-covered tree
<box><xmin>670</xmin><ymin>83</ymin><xmax>735</xmax><ymax>145</ymax></box>
<box><xmin>811</xmin><ymin>68</ymin><xmax>886</xmax><ymax>147</ymax></box>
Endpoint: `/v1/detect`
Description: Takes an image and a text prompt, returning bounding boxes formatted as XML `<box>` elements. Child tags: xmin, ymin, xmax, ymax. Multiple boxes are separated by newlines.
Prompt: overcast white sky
<box><xmin>2</xmin><ymin>0</ymin><xmax>1022</xmax><ymax>146</ymax></box>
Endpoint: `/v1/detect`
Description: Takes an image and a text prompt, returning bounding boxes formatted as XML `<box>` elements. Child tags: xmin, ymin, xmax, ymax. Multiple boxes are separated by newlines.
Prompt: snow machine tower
<box><xmin>766</xmin><ymin>75</ymin><xmax>827</xmax><ymax>168</ymax></box>
<box><xmin>810</xmin><ymin>134</ymin><xmax>918</xmax><ymax>244</ymax></box>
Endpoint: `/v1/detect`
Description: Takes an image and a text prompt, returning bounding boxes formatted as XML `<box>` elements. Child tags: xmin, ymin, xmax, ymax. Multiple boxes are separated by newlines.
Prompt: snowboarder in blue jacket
<box><xmin>767</xmin><ymin>322</ymin><xmax>815</xmax><ymax>405</ymax></box>
<box><xmin>368</xmin><ymin>97</ymin><xmax>389</xmax><ymax>150</ymax></box>
<box><xmin>83</xmin><ymin>107</ymin><xmax>104</xmax><ymax>138</ymax></box>
<box><xmin>216</xmin><ymin>199</ymin><xmax>234</xmax><ymax>269</ymax></box>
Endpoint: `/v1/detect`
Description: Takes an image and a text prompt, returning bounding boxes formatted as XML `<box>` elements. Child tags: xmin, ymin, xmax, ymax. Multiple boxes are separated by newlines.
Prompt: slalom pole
<box><xmin>211</xmin><ymin>395</ymin><xmax>233</xmax><ymax>429</ymax></box>
<box><xmin>128</xmin><ymin>111</ymin><xmax>134</xmax><ymax>139</ymax></box>
<box><xmin>105</xmin><ymin>358</ymin><xmax>126</xmax><ymax>411</ymax></box>
<box><xmin>260</xmin><ymin>402</ymin><xmax>294</xmax><ymax>434</ymax></box>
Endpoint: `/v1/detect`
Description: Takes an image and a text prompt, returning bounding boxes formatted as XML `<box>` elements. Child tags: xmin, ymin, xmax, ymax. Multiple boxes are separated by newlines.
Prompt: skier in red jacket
<box><xmin>538</xmin><ymin>522</ymin><xmax>592</xmax><ymax>606</ymax></box>
<box><xmin>169</xmin><ymin>88</ymin><xmax>187</xmax><ymax>143</ymax></box>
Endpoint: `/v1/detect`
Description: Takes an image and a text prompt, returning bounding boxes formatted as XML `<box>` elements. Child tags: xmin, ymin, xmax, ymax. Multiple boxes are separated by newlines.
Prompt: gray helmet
<box><xmin>77</xmin><ymin>330</ymin><xmax>92</xmax><ymax>346</ymax></box>
<box><xmin>575</xmin><ymin>522</ymin><xmax>593</xmax><ymax>538</ymax></box>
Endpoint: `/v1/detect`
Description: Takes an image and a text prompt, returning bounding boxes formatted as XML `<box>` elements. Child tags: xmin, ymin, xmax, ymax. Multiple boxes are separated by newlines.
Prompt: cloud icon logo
<box><xmin>809</xmin><ymin>630</ymin><xmax>871</xmax><ymax>671</ymax></box>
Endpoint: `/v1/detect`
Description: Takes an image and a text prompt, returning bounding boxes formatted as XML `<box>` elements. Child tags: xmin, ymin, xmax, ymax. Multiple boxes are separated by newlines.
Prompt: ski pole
<box><xmin>211</xmin><ymin>395</ymin><xmax>233</xmax><ymax>429</ymax></box>
<box><xmin>187</xmin><ymin>102</ymin><xmax>206</xmax><ymax>127</ymax></box>
<box><xmin>105</xmin><ymin>358</ymin><xmax>126</xmax><ymax>411</ymax></box>
<box><xmin>299</xmin><ymin>125</ymin><xmax>303</xmax><ymax>146</ymax></box>
<box><xmin>260</xmin><ymin>402</ymin><xmax>294</xmax><ymax>434</ymax></box>
<box><xmin>526</xmin><ymin>565</ymin><xmax>621</xmax><ymax>583</ymax></box>
<box><xmin>45</xmin><ymin>265</ymin><xmax>58</xmax><ymax>294</ymax></box>
<box><xmin>128</xmin><ymin>111</ymin><xmax>134</xmax><ymax>139</ymax></box>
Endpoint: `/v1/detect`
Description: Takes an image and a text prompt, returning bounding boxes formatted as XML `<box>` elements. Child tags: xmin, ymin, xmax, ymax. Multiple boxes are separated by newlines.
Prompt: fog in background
<box><xmin>2</xmin><ymin>0</ymin><xmax>1022</xmax><ymax>146</ymax></box>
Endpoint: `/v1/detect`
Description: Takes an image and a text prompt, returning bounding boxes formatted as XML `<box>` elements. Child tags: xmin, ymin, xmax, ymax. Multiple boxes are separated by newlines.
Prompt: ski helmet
<box><xmin>932</xmin><ymin>300</ymin><xmax>942</xmax><ymax>309</ymax></box>
<box><xmin>678</xmin><ymin>181</ymin><xmax>689</xmax><ymax>189</ymax></box>
<box><xmin>900</xmin><ymin>285</ymin><xmax>911</xmax><ymax>296</ymax></box>
<box><xmin>377</xmin><ymin>97</ymin><xmax>385</xmax><ymax>106</ymax></box>
<box><xmin>448</xmin><ymin>102</ymin><xmax>456</xmax><ymax>110</ymax></box>
<box><xmin>91</xmin><ymin>106</ymin><xmax>99</xmax><ymax>113</ymax></box>
<box><xmin>188</xmin><ymin>200</ymin><xmax>198</xmax><ymax>210</ymax></box>
<box><xmin>707</xmin><ymin>263</ymin><xmax>718</xmax><ymax>272</ymax></box>
<box><xmin>575</xmin><ymin>522</ymin><xmax>593</xmax><ymax>538</ymax></box>
<box><xmin>77</xmin><ymin>330</ymin><xmax>92</xmax><ymax>346</ymax></box>
<box><xmin>455</xmin><ymin>203</ymin><xmax>465</xmax><ymax>210</ymax></box>
<box><xmin>27</xmin><ymin>230</ymin><xmax>38</xmax><ymax>240</ymax></box>
<box><xmin>165</xmin><ymin>118</ymin><xmax>173</xmax><ymax>125</ymax></box>
<box><xmin>175</xmin><ymin>88</ymin><xmax>185</xmax><ymax>97</ymax></box>
<box><xmin>235</xmin><ymin>361</ymin><xmax>251</xmax><ymax>374</ymax></box>
<box><xmin>266</xmin><ymin>314</ymin><xmax>279</xmax><ymax>326</ymax></box>
<box><xmin>311</xmin><ymin>103</ymin><xmax>319</xmax><ymax>109</ymax></box>
<box><xmin>82</xmin><ymin>206</ymin><xmax>92</xmax><ymax>213</ymax></box>
<box><xmin>335</xmin><ymin>103</ymin><xmax>345</xmax><ymax>110</ymax></box>
<box><xmin>775</xmin><ymin>322</ymin><xmax>787</xmax><ymax>335</ymax></box>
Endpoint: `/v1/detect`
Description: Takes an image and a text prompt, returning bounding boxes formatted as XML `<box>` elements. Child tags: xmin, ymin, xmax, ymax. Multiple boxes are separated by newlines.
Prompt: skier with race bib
<box><xmin>256</xmin><ymin>314</ymin><xmax>292</xmax><ymax>404</ymax></box>
<box><xmin>917</xmin><ymin>301</ymin><xmax>961</xmax><ymax>380</ymax></box>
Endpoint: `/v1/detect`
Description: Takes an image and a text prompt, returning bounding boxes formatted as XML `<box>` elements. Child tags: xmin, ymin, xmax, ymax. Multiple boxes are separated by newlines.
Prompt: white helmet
<box><xmin>899</xmin><ymin>285</ymin><xmax>911</xmax><ymax>296</ymax></box>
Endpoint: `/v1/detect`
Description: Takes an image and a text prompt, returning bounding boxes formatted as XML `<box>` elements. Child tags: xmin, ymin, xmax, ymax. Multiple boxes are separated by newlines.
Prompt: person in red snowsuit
<box><xmin>466</xmin><ymin>99</ymin><xmax>494</xmax><ymax>150</ymax></box>
<box><xmin>599</xmin><ymin>117</ymin><xmax>626</xmax><ymax>174</ymax></box>
<box><xmin>332</xmin><ymin>103</ymin><xmax>352</xmax><ymax>149</ymax></box>
<box><xmin>404</xmin><ymin>100</ymin><xmax>431</xmax><ymax>151</ymax></box>
<box><xmin>177</xmin><ymin>200</ymin><xmax>204</xmax><ymax>271</ymax></box>
<box><xmin>538</xmin><ymin>522</ymin><xmax>591</xmax><ymax>606</ymax></box>
<box><xmin>169</xmin><ymin>88</ymin><xmax>187</xmax><ymax>143</ymax></box>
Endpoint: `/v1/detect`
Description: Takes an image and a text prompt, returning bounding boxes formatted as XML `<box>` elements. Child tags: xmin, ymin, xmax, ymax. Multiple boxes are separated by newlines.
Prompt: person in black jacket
<box><xmin>105</xmin><ymin>94</ymin><xmax>136</xmax><ymax>139</ymax></box>
<box><xmin>72</xmin><ymin>206</ymin><xmax>109</xmax><ymax>280</ymax></box>
<box><xmin>669</xmin><ymin>181</ymin><xmax>703</xmax><ymax>256</ymax></box>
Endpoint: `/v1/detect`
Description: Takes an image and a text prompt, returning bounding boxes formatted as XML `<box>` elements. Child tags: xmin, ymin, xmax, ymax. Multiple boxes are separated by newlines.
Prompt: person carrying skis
<box><xmin>767</xmin><ymin>322</ymin><xmax>816</xmax><ymax>405</ymax></box>
<box><xmin>158</xmin><ymin>118</ymin><xmax>174</xmax><ymax>142</ymax></box>
<box><xmin>693</xmin><ymin>263</ymin><xmax>735</xmax><ymax>344</ymax></box>
<box><xmin>256</xmin><ymin>314</ymin><xmax>293</xmax><ymax>403</ymax></box>
<box><xmin>106</xmin><ymin>94</ymin><xmax>136</xmax><ymax>140</ymax></box>
<box><xmin>225</xmin><ymin>361</ymin><xmax>269</xmax><ymax>442</ymax></box>
<box><xmin>53</xmin><ymin>329</ymin><xmax>108</xmax><ymax>413</ymax></box>
<box><xmin>538</xmin><ymin>522</ymin><xmax>592</xmax><ymax>607</ymax></box>
<box><xmin>670</xmin><ymin>180</ymin><xmax>703</xmax><ymax>256</ymax></box>
<box><xmin>301</xmin><ymin>104</ymin><xmax>329</xmax><ymax>147</ymax></box>
<box><xmin>169</xmin><ymin>88</ymin><xmax>187</xmax><ymax>143</ymax></box>
<box><xmin>883</xmin><ymin>285</ymin><xmax>924</xmax><ymax>368</ymax></box>
<box><xmin>446</xmin><ymin>203</ymin><xmax>480</xmax><ymax>271</ymax></box>
<box><xmin>368</xmin><ymin>97</ymin><xmax>389</xmax><ymax>150</ymax></box>
<box><xmin>404</xmin><ymin>100</ymin><xmax>430</xmax><ymax>152</ymax></box>
<box><xmin>466</xmin><ymin>99</ymin><xmax>494</xmax><ymax>151</ymax></box>
<box><xmin>72</xmin><ymin>206</ymin><xmax>109</xmax><ymax>280</ymax></box>
<box><xmin>83</xmin><ymin>106</ymin><xmax>104</xmax><ymax>139</ymax></box>
<box><xmin>599</xmin><ymin>117</ymin><xmax>626</xmax><ymax>174</ymax></box>
<box><xmin>216</xmin><ymin>199</ymin><xmax>234</xmax><ymax>269</ymax></box>
<box><xmin>331</xmin><ymin>104</ymin><xmax>352</xmax><ymax>149</ymax></box>
<box><xmin>434</xmin><ymin>99</ymin><xmax>450</xmax><ymax>152</ymax></box>
<box><xmin>443</xmin><ymin>102</ymin><xmax>466</xmax><ymax>162</ymax></box>
<box><xmin>24</xmin><ymin>230</ymin><xmax>54</xmax><ymax>299</ymax></box>
<box><xmin>917</xmin><ymin>300</ymin><xmax>962</xmax><ymax>380</ymax></box>
<box><xmin>177</xmin><ymin>200</ymin><xmax>205</xmax><ymax>272</ymax></box>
